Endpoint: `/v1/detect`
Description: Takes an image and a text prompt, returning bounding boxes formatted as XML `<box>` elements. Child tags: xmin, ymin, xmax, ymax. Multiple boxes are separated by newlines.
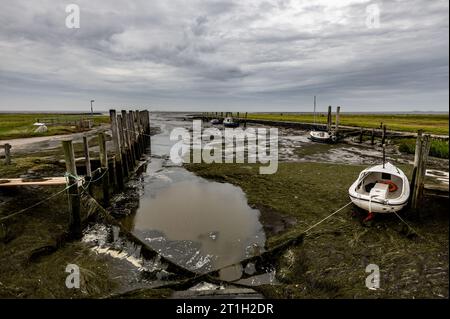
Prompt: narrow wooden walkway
<box><xmin>0</xmin><ymin>177</ymin><xmax>68</xmax><ymax>187</ymax></box>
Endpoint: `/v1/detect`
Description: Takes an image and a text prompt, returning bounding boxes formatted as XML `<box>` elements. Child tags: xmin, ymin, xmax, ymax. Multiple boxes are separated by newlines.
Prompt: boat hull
<box><xmin>349</xmin><ymin>194</ymin><xmax>408</xmax><ymax>213</ymax></box>
<box><xmin>223</xmin><ymin>122</ymin><xmax>239</xmax><ymax>128</ymax></box>
<box><xmin>308</xmin><ymin>135</ymin><xmax>334</xmax><ymax>143</ymax></box>
<box><xmin>308</xmin><ymin>131</ymin><xmax>336</xmax><ymax>143</ymax></box>
<box><xmin>348</xmin><ymin>162</ymin><xmax>410</xmax><ymax>214</ymax></box>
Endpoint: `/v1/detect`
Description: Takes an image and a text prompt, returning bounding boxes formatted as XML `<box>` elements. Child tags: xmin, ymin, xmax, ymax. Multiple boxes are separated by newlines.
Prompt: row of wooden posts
<box><xmin>61</xmin><ymin>109</ymin><xmax>151</xmax><ymax>239</ymax></box>
<box><xmin>0</xmin><ymin>144</ymin><xmax>12</xmax><ymax>165</ymax></box>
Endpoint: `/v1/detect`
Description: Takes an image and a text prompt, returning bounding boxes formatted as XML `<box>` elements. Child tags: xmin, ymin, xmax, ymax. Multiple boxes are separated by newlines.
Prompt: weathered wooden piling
<box><xmin>371</xmin><ymin>128</ymin><xmax>375</xmax><ymax>146</ymax></box>
<box><xmin>1</xmin><ymin>143</ymin><xmax>12</xmax><ymax>165</ymax></box>
<box><xmin>244</xmin><ymin>112</ymin><xmax>248</xmax><ymax>129</ymax></box>
<box><xmin>62</xmin><ymin>140</ymin><xmax>81</xmax><ymax>239</ymax></box>
<box><xmin>117</xmin><ymin>114</ymin><xmax>129</xmax><ymax>178</ymax></box>
<box><xmin>410</xmin><ymin>130</ymin><xmax>431</xmax><ymax>210</ymax></box>
<box><xmin>82</xmin><ymin>136</ymin><xmax>93</xmax><ymax>195</ymax></box>
<box><xmin>335</xmin><ymin>106</ymin><xmax>340</xmax><ymax>135</ymax></box>
<box><xmin>126</xmin><ymin>111</ymin><xmax>137</xmax><ymax>165</ymax></box>
<box><xmin>121</xmin><ymin>110</ymin><xmax>134</xmax><ymax>167</ymax></box>
<box><xmin>327</xmin><ymin>106</ymin><xmax>332</xmax><ymax>132</ymax></box>
<box><xmin>359</xmin><ymin>127</ymin><xmax>364</xmax><ymax>143</ymax></box>
<box><xmin>381</xmin><ymin>125</ymin><xmax>387</xmax><ymax>145</ymax></box>
<box><xmin>98</xmin><ymin>132</ymin><xmax>110</xmax><ymax>206</ymax></box>
<box><xmin>110</xmin><ymin>110</ymin><xmax>124</xmax><ymax>191</ymax></box>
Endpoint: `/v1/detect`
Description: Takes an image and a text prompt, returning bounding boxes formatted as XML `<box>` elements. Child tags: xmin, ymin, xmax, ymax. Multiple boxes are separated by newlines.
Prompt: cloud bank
<box><xmin>0</xmin><ymin>0</ymin><xmax>448</xmax><ymax>111</ymax></box>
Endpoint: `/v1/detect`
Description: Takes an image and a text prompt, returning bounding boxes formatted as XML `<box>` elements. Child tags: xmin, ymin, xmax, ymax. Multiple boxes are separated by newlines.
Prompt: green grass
<box><xmin>397</xmin><ymin>138</ymin><xmax>449</xmax><ymax>159</ymax></box>
<box><xmin>0</xmin><ymin>113</ymin><xmax>109</xmax><ymax>140</ymax></box>
<box><xmin>245</xmin><ymin>113</ymin><xmax>449</xmax><ymax>135</ymax></box>
<box><xmin>185</xmin><ymin>162</ymin><xmax>448</xmax><ymax>298</ymax></box>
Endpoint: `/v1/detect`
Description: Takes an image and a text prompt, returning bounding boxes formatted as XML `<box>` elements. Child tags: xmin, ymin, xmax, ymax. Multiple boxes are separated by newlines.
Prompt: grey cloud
<box><xmin>0</xmin><ymin>0</ymin><xmax>448</xmax><ymax>111</ymax></box>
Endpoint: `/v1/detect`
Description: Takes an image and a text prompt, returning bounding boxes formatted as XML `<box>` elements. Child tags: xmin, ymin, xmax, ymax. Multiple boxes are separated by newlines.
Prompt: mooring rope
<box><xmin>303</xmin><ymin>201</ymin><xmax>353</xmax><ymax>234</ymax></box>
<box><xmin>0</xmin><ymin>168</ymin><xmax>110</xmax><ymax>222</ymax></box>
<box><xmin>0</xmin><ymin>182</ymin><xmax>77</xmax><ymax>222</ymax></box>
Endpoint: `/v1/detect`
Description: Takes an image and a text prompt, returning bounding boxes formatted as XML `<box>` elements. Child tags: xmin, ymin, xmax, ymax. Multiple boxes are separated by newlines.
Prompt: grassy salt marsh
<box><xmin>185</xmin><ymin>162</ymin><xmax>448</xmax><ymax>298</ymax></box>
<box><xmin>0</xmin><ymin>113</ymin><xmax>109</xmax><ymax>140</ymax></box>
<box><xmin>246</xmin><ymin>113</ymin><xmax>449</xmax><ymax>135</ymax></box>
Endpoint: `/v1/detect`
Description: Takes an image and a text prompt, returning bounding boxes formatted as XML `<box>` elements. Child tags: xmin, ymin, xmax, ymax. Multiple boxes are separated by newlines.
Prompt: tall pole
<box><xmin>90</xmin><ymin>100</ymin><xmax>95</xmax><ymax>116</ymax></box>
<box><xmin>313</xmin><ymin>96</ymin><xmax>316</xmax><ymax>126</ymax></box>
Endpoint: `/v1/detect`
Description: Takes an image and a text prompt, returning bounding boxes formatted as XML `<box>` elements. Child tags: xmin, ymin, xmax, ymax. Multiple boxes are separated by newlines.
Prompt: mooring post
<box><xmin>411</xmin><ymin>131</ymin><xmax>430</xmax><ymax>211</ymax></box>
<box><xmin>109</xmin><ymin>110</ymin><xmax>124</xmax><ymax>191</ymax></box>
<box><xmin>62</xmin><ymin>140</ymin><xmax>81</xmax><ymax>239</ymax></box>
<box><xmin>371</xmin><ymin>128</ymin><xmax>375</xmax><ymax>146</ymax></box>
<box><xmin>121</xmin><ymin>110</ymin><xmax>134</xmax><ymax>168</ymax></box>
<box><xmin>136</xmin><ymin>110</ymin><xmax>145</xmax><ymax>153</ymax></box>
<box><xmin>244</xmin><ymin>112</ymin><xmax>248</xmax><ymax>129</ymax></box>
<box><xmin>335</xmin><ymin>106</ymin><xmax>340</xmax><ymax>136</ymax></box>
<box><xmin>130</xmin><ymin>110</ymin><xmax>139</xmax><ymax>158</ymax></box>
<box><xmin>4</xmin><ymin>143</ymin><xmax>11</xmax><ymax>165</ymax></box>
<box><xmin>359</xmin><ymin>127</ymin><xmax>364</xmax><ymax>143</ymax></box>
<box><xmin>381</xmin><ymin>125</ymin><xmax>387</xmax><ymax>145</ymax></box>
<box><xmin>98</xmin><ymin>132</ymin><xmax>110</xmax><ymax>207</ymax></box>
<box><xmin>146</xmin><ymin>110</ymin><xmax>151</xmax><ymax>153</ymax></box>
<box><xmin>127</xmin><ymin>111</ymin><xmax>137</xmax><ymax>161</ymax></box>
<box><xmin>82</xmin><ymin>135</ymin><xmax>93</xmax><ymax>195</ymax></box>
<box><xmin>126</xmin><ymin>111</ymin><xmax>136</xmax><ymax>166</ymax></box>
<box><xmin>327</xmin><ymin>106</ymin><xmax>332</xmax><ymax>132</ymax></box>
<box><xmin>117</xmin><ymin>114</ymin><xmax>129</xmax><ymax>179</ymax></box>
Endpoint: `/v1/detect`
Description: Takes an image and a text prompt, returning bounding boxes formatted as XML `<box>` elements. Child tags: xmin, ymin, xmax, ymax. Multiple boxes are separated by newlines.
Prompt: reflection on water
<box><xmin>121</xmin><ymin>113</ymin><xmax>266</xmax><ymax>275</ymax></box>
<box><xmin>124</xmin><ymin>179</ymin><xmax>265</xmax><ymax>273</ymax></box>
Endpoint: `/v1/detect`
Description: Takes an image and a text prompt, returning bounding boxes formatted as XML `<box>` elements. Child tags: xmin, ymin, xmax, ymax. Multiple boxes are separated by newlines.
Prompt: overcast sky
<box><xmin>0</xmin><ymin>0</ymin><xmax>448</xmax><ymax>112</ymax></box>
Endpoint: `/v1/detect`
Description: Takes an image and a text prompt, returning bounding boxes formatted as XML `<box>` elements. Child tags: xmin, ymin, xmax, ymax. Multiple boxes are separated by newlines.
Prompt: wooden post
<box><xmin>130</xmin><ymin>111</ymin><xmax>140</xmax><ymax>159</ymax></box>
<box><xmin>121</xmin><ymin>110</ymin><xmax>134</xmax><ymax>167</ymax></box>
<box><xmin>411</xmin><ymin>131</ymin><xmax>430</xmax><ymax>210</ymax></box>
<box><xmin>4</xmin><ymin>143</ymin><xmax>11</xmax><ymax>165</ymax></box>
<box><xmin>327</xmin><ymin>106</ymin><xmax>332</xmax><ymax>132</ymax></box>
<box><xmin>125</xmin><ymin>111</ymin><xmax>136</xmax><ymax>166</ymax></box>
<box><xmin>335</xmin><ymin>106</ymin><xmax>340</xmax><ymax>135</ymax></box>
<box><xmin>371</xmin><ymin>128</ymin><xmax>375</xmax><ymax>146</ymax></box>
<box><xmin>98</xmin><ymin>132</ymin><xmax>110</xmax><ymax>206</ymax></box>
<box><xmin>82</xmin><ymin>136</ymin><xmax>93</xmax><ymax>194</ymax></box>
<box><xmin>62</xmin><ymin>140</ymin><xmax>81</xmax><ymax>239</ymax></box>
<box><xmin>117</xmin><ymin>114</ymin><xmax>129</xmax><ymax>178</ymax></box>
<box><xmin>244</xmin><ymin>112</ymin><xmax>248</xmax><ymax>129</ymax></box>
<box><xmin>146</xmin><ymin>110</ymin><xmax>151</xmax><ymax>153</ymax></box>
<box><xmin>109</xmin><ymin>110</ymin><xmax>124</xmax><ymax>191</ymax></box>
<box><xmin>359</xmin><ymin>127</ymin><xmax>364</xmax><ymax>143</ymax></box>
<box><xmin>136</xmin><ymin>110</ymin><xmax>144</xmax><ymax>153</ymax></box>
<box><xmin>127</xmin><ymin>111</ymin><xmax>135</xmax><ymax>162</ymax></box>
<box><xmin>381</xmin><ymin>125</ymin><xmax>387</xmax><ymax>145</ymax></box>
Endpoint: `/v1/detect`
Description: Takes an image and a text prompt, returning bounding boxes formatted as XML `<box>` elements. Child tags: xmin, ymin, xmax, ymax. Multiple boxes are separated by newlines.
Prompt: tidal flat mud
<box><xmin>0</xmin><ymin>113</ymin><xmax>448</xmax><ymax>298</ymax></box>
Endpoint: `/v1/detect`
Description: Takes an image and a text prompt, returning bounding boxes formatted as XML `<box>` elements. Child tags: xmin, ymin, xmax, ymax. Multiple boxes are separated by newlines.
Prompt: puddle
<box><xmin>111</xmin><ymin>114</ymin><xmax>268</xmax><ymax>281</ymax></box>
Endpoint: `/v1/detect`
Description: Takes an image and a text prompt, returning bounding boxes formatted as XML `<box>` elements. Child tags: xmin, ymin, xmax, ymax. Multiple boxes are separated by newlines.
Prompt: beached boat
<box><xmin>308</xmin><ymin>130</ymin><xmax>337</xmax><ymax>143</ymax></box>
<box><xmin>210</xmin><ymin>118</ymin><xmax>220</xmax><ymax>125</ymax></box>
<box><xmin>348</xmin><ymin>162</ymin><xmax>410</xmax><ymax>215</ymax></box>
<box><xmin>308</xmin><ymin>96</ymin><xmax>337</xmax><ymax>143</ymax></box>
<box><xmin>223</xmin><ymin>117</ymin><xmax>239</xmax><ymax>128</ymax></box>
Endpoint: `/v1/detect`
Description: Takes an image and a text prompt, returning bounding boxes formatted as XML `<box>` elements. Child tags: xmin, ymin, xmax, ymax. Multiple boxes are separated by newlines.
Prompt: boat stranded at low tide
<box><xmin>349</xmin><ymin>162</ymin><xmax>410</xmax><ymax>219</ymax></box>
<box><xmin>169</xmin><ymin>120</ymin><xmax>279</xmax><ymax>174</ymax></box>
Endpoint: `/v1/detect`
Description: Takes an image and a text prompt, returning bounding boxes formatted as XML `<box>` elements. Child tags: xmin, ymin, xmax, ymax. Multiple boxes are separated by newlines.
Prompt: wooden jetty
<box><xmin>0</xmin><ymin>177</ymin><xmax>68</xmax><ymax>187</ymax></box>
<box><xmin>0</xmin><ymin>109</ymin><xmax>151</xmax><ymax>239</ymax></box>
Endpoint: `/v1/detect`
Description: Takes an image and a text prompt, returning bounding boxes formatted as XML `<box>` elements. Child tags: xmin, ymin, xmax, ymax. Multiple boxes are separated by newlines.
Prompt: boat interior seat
<box><xmin>356</xmin><ymin>172</ymin><xmax>404</xmax><ymax>199</ymax></box>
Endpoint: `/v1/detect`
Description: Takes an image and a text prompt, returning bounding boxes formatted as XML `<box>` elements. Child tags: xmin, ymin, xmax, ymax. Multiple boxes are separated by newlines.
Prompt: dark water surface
<box><xmin>121</xmin><ymin>113</ymin><xmax>266</xmax><ymax>274</ymax></box>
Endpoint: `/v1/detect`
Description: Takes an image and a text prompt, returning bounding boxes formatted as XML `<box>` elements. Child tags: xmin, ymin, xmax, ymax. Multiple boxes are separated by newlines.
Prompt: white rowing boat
<box><xmin>348</xmin><ymin>162</ymin><xmax>410</xmax><ymax>214</ymax></box>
